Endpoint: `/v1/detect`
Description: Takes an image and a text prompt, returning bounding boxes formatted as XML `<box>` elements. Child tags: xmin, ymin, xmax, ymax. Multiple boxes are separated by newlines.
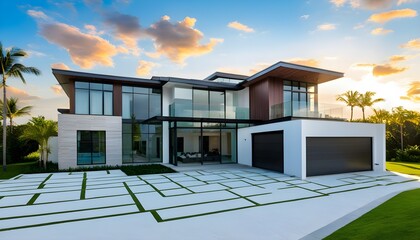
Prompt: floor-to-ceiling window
<box><xmin>283</xmin><ymin>80</ymin><xmax>317</xmax><ymax>117</ymax></box>
<box><xmin>122</xmin><ymin>86</ymin><xmax>162</xmax><ymax>163</ymax></box>
<box><xmin>75</xmin><ymin>81</ymin><xmax>113</xmax><ymax>115</ymax></box>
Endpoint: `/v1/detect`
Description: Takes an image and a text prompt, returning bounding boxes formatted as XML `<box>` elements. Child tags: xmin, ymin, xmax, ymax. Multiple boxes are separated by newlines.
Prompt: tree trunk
<box><xmin>400</xmin><ymin>124</ymin><xmax>404</xmax><ymax>151</ymax></box>
<box><xmin>362</xmin><ymin>107</ymin><xmax>365</xmax><ymax>121</ymax></box>
<box><xmin>9</xmin><ymin>118</ymin><xmax>12</xmax><ymax>133</ymax></box>
<box><xmin>350</xmin><ymin>106</ymin><xmax>354</xmax><ymax>122</ymax></box>
<box><xmin>2</xmin><ymin>79</ymin><xmax>7</xmax><ymax>172</ymax></box>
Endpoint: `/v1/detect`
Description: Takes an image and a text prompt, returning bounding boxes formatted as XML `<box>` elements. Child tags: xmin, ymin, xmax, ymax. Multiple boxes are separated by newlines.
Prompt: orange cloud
<box><xmin>371</xmin><ymin>27</ymin><xmax>393</xmax><ymax>35</ymax></box>
<box><xmin>103</xmin><ymin>11</ymin><xmax>142</xmax><ymax>56</ymax></box>
<box><xmin>330</xmin><ymin>0</ymin><xmax>346</xmax><ymax>7</ymax></box>
<box><xmin>50</xmin><ymin>85</ymin><xmax>64</xmax><ymax>95</ymax></box>
<box><xmin>26</xmin><ymin>10</ymin><xmax>49</xmax><ymax>20</ymax></box>
<box><xmin>227</xmin><ymin>21</ymin><xmax>255</xmax><ymax>33</ymax></box>
<box><xmin>389</xmin><ymin>55</ymin><xmax>407</xmax><ymax>62</ymax></box>
<box><xmin>288</xmin><ymin>58</ymin><xmax>320</xmax><ymax>67</ymax></box>
<box><xmin>249</xmin><ymin>63</ymin><xmax>271</xmax><ymax>75</ymax></box>
<box><xmin>401</xmin><ymin>81</ymin><xmax>420</xmax><ymax>102</ymax></box>
<box><xmin>401</xmin><ymin>38</ymin><xmax>420</xmax><ymax>50</ymax></box>
<box><xmin>4</xmin><ymin>86</ymin><xmax>40</xmax><ymax>101</ymax></box>
<box><xmin>331</xmin><ymin>0</ymin><xmax>394</xmax><ymax>9</ymax></box>
<box><xmin>317</xmin><ymin>23</ymin><xmax>336</xmax><ymax>31</ymax></box>
<box><xmin>368</xmin><ymin>8</ymin><xmax>417</xmax><ymax>23</ymax></box>
<box><xmin>51</xmin><ymin>63</ymin><xmax>70</xmax><ymax>70</ymax></box>
<box><xmin>145</xmin><ymin>16</ymin><xmax>223</xmax><ymax>64</ymax></box>
<box><xmin>40</xmin><ymin>22</ymin><xmax>118</xmax><ymax>69</ymax></box>
<box><xmin>136</xmin><ymin>60</ymin><xmax>156</xmax><ymax>76</ymax></box>
<box><xmin>372</xmin><ymin>64</ymin><xmax>407</xmax><ymax>76</ymax></box>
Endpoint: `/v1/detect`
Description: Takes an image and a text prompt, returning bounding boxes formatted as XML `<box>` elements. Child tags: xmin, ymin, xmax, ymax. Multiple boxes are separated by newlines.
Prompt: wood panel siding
<box><xmin>250</xmin><ymin>80</ymin><xmax>269</xmax><ymax>120</ymax></box>
<box><xmin>268</xmin><ymin>78</ymin><xmax>283</xmax><ymax>107</ymax></box>
<box><xmin>113</xmin><ymin>84</ymin><xmax>122</xmax><ymax>116</ymax></box>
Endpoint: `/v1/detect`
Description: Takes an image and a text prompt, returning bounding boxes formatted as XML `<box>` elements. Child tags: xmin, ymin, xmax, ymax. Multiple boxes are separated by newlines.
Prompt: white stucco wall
<box><xmin>58</xmin><ymin>114</ymin><xmax>122</xmax><ymax>169</ymax></box>
<box><xmin>48</xmin><ymin>136</ymin><xmax>58</xmax><ymax>163</ymax></box>
<box><xmin>162</xmin><ymin>84</ymin><xmax>174</xmax><ymax>164</ymax></box>
<box><xmin>238</xmin><ymin>120</ymin><xmax>386</xmax><ymax>179</ymax></box>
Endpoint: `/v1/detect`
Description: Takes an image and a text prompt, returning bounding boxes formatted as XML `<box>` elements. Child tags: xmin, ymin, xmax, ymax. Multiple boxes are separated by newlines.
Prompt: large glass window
<box><xmin>77</xmin><ymin>131</ymin><xmax>106</xmax><ymax>165</ymax></box>
<box><xmin>75</xmin><ymin>82</ymin><xmax>113</xmax><ymax>115</ymax></box>
<box><xmin>122</xmin><ymin>123</ymin><xmax>162</xmax><ymax>163</ymax></box>
<box><xmin>122</xmin><ymin>86</ymin><xmax>161</xmax><ymax>120</ymax></box>
<box><xmin>282</xmin><ymin>80</ymin><xmax>318</xmax><ymax>117</ymax></box>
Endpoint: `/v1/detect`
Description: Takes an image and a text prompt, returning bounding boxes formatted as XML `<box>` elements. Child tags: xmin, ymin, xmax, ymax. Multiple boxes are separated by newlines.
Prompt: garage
<box><xmin>306</xmin><ymin>137</ymin><xmax>372</xmax><ymax>176</ymax></box>
<box><xmin>252</xmin><ymin>131</ymin><xmax>284</xmax><ymax>173</ymax></box>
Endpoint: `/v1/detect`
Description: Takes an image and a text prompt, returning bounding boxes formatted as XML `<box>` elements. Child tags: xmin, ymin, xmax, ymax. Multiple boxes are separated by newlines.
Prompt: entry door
<box><xmin>252</xmin><ymin>131</ymin><xmax>284</xmax><ymax>173</ymax></box>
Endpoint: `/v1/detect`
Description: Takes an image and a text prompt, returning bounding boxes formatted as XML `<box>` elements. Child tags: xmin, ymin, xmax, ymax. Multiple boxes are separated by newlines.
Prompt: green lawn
<box><xmin>0</xmin><ymin>161</ymin><xmax>38</xmax><ymax>179</ymax></box>
<box><xmin>386</xmin><ymin>161</ymin><xmax>420</xmax><ymax>176</ymax></box>
<box><xmin>325</xmin><ymin>188</ymin><xmax>420</xmax><ymax>240</ymax></box>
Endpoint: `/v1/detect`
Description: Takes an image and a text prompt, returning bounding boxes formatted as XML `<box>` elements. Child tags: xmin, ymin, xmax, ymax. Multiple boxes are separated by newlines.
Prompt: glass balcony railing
<box><xmin>270</xmin><ymin>101</ymin><xmax>344</xmax><ymax>120</ymax></box>
<box><xmin>169</xmin><ymin>102</ymin><xmax>249</xmax><ymax>119</ymax></box>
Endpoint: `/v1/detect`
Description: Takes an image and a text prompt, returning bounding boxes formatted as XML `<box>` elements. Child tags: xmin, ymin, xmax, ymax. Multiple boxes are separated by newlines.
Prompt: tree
<box><xmin>369</xmin><ymin>109</ymin><xmax>390</xmax><ymax>124</ymax></box>
<box><xmin>0</xmin><ymin>97</ymin><xmax>32</xmax><ymax>132</ymax></box>
<box><xmin>336</xmin><ymin>90</ymin><xmax>360</xmax><ymax>121</ymax></box>
<box><xmin>358</xmin><ymin>91</ymin><xmax>384</xmax><ymax>121</ymax></box>
<box><xmin>391</xmin><ymin>107</ymin><xmax>418</xmax><ymax>151</ymax></box>
<box><xmin>20</xmin><ymin>116</ymin><xmax>57</xmax><ymax>169</ymax></box>
<box><xmin>0</xmin><ymin>42</ymin><xmax>40</xmax><ymax>172</ymax></box>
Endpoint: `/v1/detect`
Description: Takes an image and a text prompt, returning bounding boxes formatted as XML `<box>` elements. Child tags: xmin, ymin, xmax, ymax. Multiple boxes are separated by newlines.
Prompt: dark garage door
<box><xmin>306</xmin><ymin>137</ymin><xmax>372</xmax><ymax>176</ymax></box>
<box><xmin>252</xmin><ymin>131</ymin><xmax>284</xmax><ymax>173</ymax></box>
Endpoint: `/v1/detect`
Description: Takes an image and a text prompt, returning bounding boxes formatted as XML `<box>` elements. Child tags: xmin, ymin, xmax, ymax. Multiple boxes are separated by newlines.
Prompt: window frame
<box><xmin>74</xmin><ymin>81</ymin><xmax>113</xmax><ymax>116</ymax></box>
<box><xmin>77</xmin><ymin>130</ymin><xmax>106</xmax><ymax>165</ymax></box>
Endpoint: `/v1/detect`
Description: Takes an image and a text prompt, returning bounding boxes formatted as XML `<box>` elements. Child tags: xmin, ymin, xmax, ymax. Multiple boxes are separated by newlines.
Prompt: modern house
<box><xmin>53</xmin><ymin>61</ymin><xmax>385</xmax><ymax>179</ymax></box>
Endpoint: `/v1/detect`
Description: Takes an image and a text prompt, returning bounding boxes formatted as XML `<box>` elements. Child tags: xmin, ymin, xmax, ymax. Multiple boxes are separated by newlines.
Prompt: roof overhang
<box><xmin>151</xmin><ymin>76</ymin><xmax>243</xmax><ymax>91</ymax></box>
<box><xmin>204</xmin><ymin>72</ymin><xmax>249</xmax><ymax>81</ymax></box>
<box><xmin>52</xmin><ymin>69</ymin><xmax>165</xmax><ymax>97</ymax></box>
<box><xmin>141</xmin><ymin>116</ymin><xmax>261</xmax><ymax>125</ymax></box>
<box><xmin>242</xmin><ymin>61</ymin><xmax>344</xmax><ymax>86</ymax></box>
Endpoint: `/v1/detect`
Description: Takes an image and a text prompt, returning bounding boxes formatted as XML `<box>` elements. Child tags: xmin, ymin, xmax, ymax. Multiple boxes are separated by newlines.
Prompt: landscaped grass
<box><xmin>0</xmin><ymin>161</ymin><xmax>176</xmax><ymax>179</ymax></box>
<box><xmin>325</xmin><ymin>188</ymin><xmax>420</xmax><ymax>240</ymax></box>
<box><xmin>386</xmin><ymin>161</ymin><xmax>420</xmax><ymax>176</ymax></box>
<box><xmin>0</xmin><ymin>161</ymin><xmax>38</xmax><ymax>179</ymax></box>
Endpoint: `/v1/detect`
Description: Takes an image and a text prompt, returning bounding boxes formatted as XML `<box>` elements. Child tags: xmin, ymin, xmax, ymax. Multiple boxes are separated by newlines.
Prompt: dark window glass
<box><xmin>104</xmin><ymin>92</ymin><xmax>113</xmax><ymax>115</ymax></box>
<box><xmin>134</xmin><ymin>94</ymin><xmax>148</xmax><ymax>119</ymax></box>
<box><xmin>75</xmin><ymin>81</ymin><xmax>89</xmax><ymax>89</ymax></box>
<box><xmin>90</xmin><ymin>83</ymin><xmax>102</xmax><ymax>90</ymax></box>
<box><xmin>283</xmin><ymin>80</ymin><xmax>291</xmax><ymax>90</ymax></box>
<box><xmin>77</xmin><ymin>131</ymin><xmax>106</xmax><ymax>165</ymax></box>
<box><xmin>75</xmin><ymin>89</ymin><xmax>89</xmax><ymax>114</ymax></box>
<box><xmin>177</xmin><ymin>137</ymin><xmax>184</xmax><ymax>152</ymax></box>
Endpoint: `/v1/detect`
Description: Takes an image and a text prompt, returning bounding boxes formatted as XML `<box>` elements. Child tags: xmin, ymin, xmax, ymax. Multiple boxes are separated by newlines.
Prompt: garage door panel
<box><xmin>252</xmin><ymin>131</ymin><xmax>284</xmax><ymax>173</ymax></box>
<box><xmin>307</xmin><ymin>137</ymin><xmax>372</xmax><ymax>176</ymax></box>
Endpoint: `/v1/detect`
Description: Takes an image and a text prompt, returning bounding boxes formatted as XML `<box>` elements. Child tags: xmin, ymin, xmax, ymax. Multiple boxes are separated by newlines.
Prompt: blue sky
<box><xmin>1</xmin><ymin>0</ymin><xmax>419</xmax><ymax>123</ymax></box>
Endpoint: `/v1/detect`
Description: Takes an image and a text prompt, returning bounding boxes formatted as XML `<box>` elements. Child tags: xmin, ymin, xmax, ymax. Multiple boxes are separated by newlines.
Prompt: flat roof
<box><xmin>204</xmin><ymin>72</ymin><xmax>249</xmax><ymax>81</ymax></box>
<box><xmin>243</xmin><ymin>61</ymin><xmax>344</xmax><ymax>86</ymax></box>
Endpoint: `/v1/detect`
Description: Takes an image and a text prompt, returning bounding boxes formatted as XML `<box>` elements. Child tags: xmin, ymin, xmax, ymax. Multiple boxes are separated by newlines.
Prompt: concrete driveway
<box><xmin>0</xmin><ymin>167</ymin><xmax>419</xmax><ymax>240</ymax></box>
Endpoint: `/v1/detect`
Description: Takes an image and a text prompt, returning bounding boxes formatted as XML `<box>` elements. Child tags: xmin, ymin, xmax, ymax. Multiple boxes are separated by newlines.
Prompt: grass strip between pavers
<box><xmin>27</xmin><ymin>193</ymin><xmax>40</xmax><ymax>205</ymax></box>
<box><xmin>80</xmin><ymin>174</ymin><xmax>87</xmax><ymax>200</ymax></box>
<box><xmin>37</xmin><ymin>174</ymin><xmax>53</xmax><ymax>189</ymax></box>
<box><xmin>123</xmin><ymin>182</ymin><xmax>145</xmax><ymax>212</ymax></box>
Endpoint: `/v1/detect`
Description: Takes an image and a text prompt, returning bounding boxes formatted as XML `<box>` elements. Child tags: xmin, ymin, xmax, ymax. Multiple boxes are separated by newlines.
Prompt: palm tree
<box><xmin>358</xmin><ymin>91</ymin><xmax>385</xmax><ymax>121</ymax></box>
<box><xmin>336</xmin><ymin>90</ymin><xmax>360</xmax><ymax>121</ymax></box>
<box><xmin>0</xmin><ymin>97</ymin><xmax>32</xmax><ymax>132</ymax></box>
<box><xmin>369</xmin><ymin>109</ymin><xmax>390</xmax><ymax>124</ymax></box>
<box><xmin>391</xmin><ymin>107</ymin><xmax>418</xmax><ymax>150</ymax></box>
<box><xmin>20</xmin><ymin>116</ymin><xmax>57</xmax><ymax>169</ymax></box>
<box><xmin>0</xmin><ymin>42</ymin><xmax>40</xmax><ymax>172</ymax></box>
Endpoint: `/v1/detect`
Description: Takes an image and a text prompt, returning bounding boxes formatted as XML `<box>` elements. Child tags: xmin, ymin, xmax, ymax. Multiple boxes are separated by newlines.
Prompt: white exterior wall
<box><xmin>58</xmin><ymin>114</ymin><xmax>122</xmax><ymax>169</ymax></box>
<box><xmin>238</xmin><ymin>120</ymin><xmax>386</xmax><ymax>179</ymax></box>
<box><xmin>48</xmin><ymin>136</ymin><xmax>59</xmax><ymax>163</ymax></box>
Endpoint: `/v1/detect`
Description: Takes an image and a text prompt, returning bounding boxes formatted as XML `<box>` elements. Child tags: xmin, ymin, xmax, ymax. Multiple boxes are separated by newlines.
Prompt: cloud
<box><xmin>145</xmin><ymin>16</ymin><xmax>223</xmax><ymax>64</ymax></box>
<box><xmin>317</xmin><ymin>23</ymin><xmax>336</xmax><ymax>31</ymax></box>
<box><xmin>330</xmin><ymin>0</ymin><xmax>347</xmax><ymax>7</ymax></box>
<box><xmin>300</xmin><ymin>15</ymin><xmax>310</xmax><ymax>20</ymax></box>
<box><xmin>103</xmin><ymin>11</ymin><xmax>142</xmax><ymax>55</ymax></box>
<box><xmin>136</xmin><ymin>60</ymin><xmax>157</xmax><ymax>76</ymax></box>
<box><xmin>372</xmin><ymin>64</ymin><xmax>407</xmax><ymax>76</ymax></box>
<box><xmin>368</xmin><ymin>8</ymin><xmax>417</xmax><ymax>23</ymax></box>
<box><xmin>371</xmin><ymin>27</ymin><xmax>393</xmax><ymax>35</ymax></box>
<box><xmin>50</xmin><ymin>85</ymin><xmax>64</xmax><ymax>95</ymax></box>
<box><xmin>27</xmin><ymin>10</ymin><xmax>49</xmax><ymax>20</ymax></box>
<box><xmin>331</xmin><ymin>0</ymin><xmax>394</xmax><ymax>9</ymax></box>
<box><xmin>401</xmin><ymin>81</ymin><xmax>420</xmax><ymax>102</ymax></box>
<box><xmin>397</xmin><ymin>0</ymin><xmax>416</xmax><ymax>5</ymax></box>
<box><xmin>51</xmin><ymin>63</ymin><xmax>70</xmax><ymax>70</ymax></box>
<box><xmin>84</xmin><ymin>24</ymin><xmax>104</xmax><ymax>35</ymax></box>
<box><xmin>353</xmin><ymin>23</ymin><xmax>364</xmax><ymax>29</ymax></box>
<box><xmin>288</xmin><ymin>58</ymin><xmax>320</xmax><ymax>67</ymax></box>
<box><xmin>227</xmin><ymin>21</ymin><xmax>255</xmax><ymax>33</ymax></box>
<box><xmin>39</xmin><ymin>22</ymin><xmax>119</xmax><ymax>69</ymax></box>
<box><xmin>4</xmin><ymin>86</ymin><xmax>40</xmax><ymax>101</ymax></box>
<box><xmin>389</xmin><ymin>55</ymin><xmax>407</xmax><ymax>62</ymax></box>
<box><xmin>249</xmin><ymin>63</ymin><xmax>271</xmax><ymax>75</ymax></box>
<box><xmin>401</xmin><ymin>38</ymin><xmax>420</xmax><ymax>50</ymax></box>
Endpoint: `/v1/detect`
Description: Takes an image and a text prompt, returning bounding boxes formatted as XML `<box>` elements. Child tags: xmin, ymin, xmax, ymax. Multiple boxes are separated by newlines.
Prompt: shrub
<box><xmin>23</xmin><ymin>152</ymin><xmax>40</xmax><ymax>162</ymax></box>
<box><xmin>395</xmin><ymin>145</ymin><xmax>420</xmax><ymax>162</ymax></box>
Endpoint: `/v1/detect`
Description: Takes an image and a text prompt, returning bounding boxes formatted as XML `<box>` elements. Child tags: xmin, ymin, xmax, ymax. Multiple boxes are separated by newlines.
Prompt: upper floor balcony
<box><xmin>169</xmin><ymin>101</ymin><xmax>249</xmax><ymax>120</ymax></box>
<box><xmin>270</xmin><ymin>101</ymin><xmax>344</xmax><ymax>120</ymax></box>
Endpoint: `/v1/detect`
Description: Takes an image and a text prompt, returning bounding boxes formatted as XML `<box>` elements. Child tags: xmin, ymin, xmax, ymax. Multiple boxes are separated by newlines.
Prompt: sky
<box><xmin>0</xmin><ymin>0</ymin><xmax>419</xmax><ymax>124</ymax></box>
